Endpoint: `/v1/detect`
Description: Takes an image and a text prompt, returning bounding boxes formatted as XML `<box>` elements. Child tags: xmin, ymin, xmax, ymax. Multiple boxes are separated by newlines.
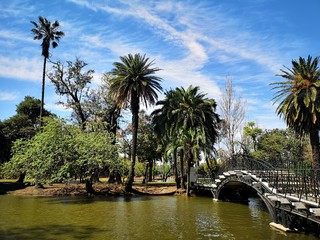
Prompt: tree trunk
<box><xmin>148</xmin><ymin>159</ymin><xmax>153</xmax><ymax>182</ymax></box>
<box><xmin>75</xmin><ymin>101</ymin><xmax>87</xmax><ymax>130</ymax></box>
<box><xmin>309</xmin><ymin>128</ymin><xmax>320</xmax><ymax>179</ymax></box>
<box><xmin>179</xmin><ymin>149</ymin><xmax>185</xmax><ymax>190</ymax></box>
<box><xmin>125</xmin><ymin>96</ymin><xmax>139</xmax><ymax>192</ymax></box>
<box><xmin>108</xmin><ymin>170</ymin><xmax>122</xmax><ymax>184</ymax></box>
<box><xmin>186</xmin><ymin>150</ymin><xmax>192</xmax><ymax>196</ymax></box>
<box><xmin>85</xmin><ymin>179</ymin><xmax>95</xmax><ymax>194</ymax></box>
<box><xmin>142</xmin><ymin>163</ymin><xmax>148</xmax><ymax>184</ymax></box>
<box><xmin>17</xmin><ymin>173</ymin><xmax>26</xmax><ymax>183</ymax></box>
<box><xmin>173</xmin><ymin>149</ymin><xmax>179</xmax><ymax>188</ymax></box>
<box><xmin>115</xmin><ymin>171</ymin><xmax>122</xmax><ymax>184</ymax></box>
<box><xmin>39</xmin><ymin>56</ymin><xmax>47</xmax><ymax>126</ymax></box>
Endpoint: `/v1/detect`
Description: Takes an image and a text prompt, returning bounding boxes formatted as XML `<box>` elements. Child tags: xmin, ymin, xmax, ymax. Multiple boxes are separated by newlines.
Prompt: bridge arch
<box><xmin>194</xmin><ymin>163</ymin><xmax>320</xmax><ymax>235</ymax></box>
<box><xmin>213</xmin><ymin>176</ymin><xmax>276</xmax><ymax>221</ymax></box>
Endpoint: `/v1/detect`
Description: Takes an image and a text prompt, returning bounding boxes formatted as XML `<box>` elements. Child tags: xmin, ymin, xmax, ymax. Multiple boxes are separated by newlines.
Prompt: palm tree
<box><xmin>108</xmin><ymin>53</ymin><xmax>163</xmax><ymax>191</ymax></box>
<box><xmin>152</xmin><ymin>89</ymin><xmax>184</xmax><ymax>188</ymax></box>
<box><xmin>31</xmin><ymin>16</ymin><xmax>64</xmax><ymax>124</ymax></box>
<box><xmin>152</xmin><ymin>86</ymin><xmax>220</xmax><ymax>195</ymax></box>
<box><xmin>272</xmin><ymin>55</ymin><xmax>320</xmax><ymax>169</ymax></box>
<box><xmin>174</xmin><ymin>86</ymin><xmax>220</xmax><ymax>195</ymax></box>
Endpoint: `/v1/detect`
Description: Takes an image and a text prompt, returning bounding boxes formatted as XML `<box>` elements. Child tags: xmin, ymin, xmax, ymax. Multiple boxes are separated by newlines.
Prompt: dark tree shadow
<box><xmin>0</xmin><ymin>182</ymin><xmax>27</xmax><ymax>194</ymax></box>
<box><xmin>44</xmin><ymin>194</ymin><xmax>156</xmax><ymax>205</ymax></box>
<box><xmin>0</xmin><ymin>224</ymin><xmax>109</xmax><ymax>240</ymax></box>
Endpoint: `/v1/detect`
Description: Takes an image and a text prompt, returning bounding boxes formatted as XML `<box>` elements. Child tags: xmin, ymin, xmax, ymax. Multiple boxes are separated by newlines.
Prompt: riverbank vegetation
<box><xmin>0</xmin><ymin>16</ymin><xmax>319</xmax><ymax>196</ymax></box>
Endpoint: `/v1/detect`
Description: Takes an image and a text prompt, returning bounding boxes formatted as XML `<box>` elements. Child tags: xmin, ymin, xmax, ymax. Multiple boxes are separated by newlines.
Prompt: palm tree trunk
<box><xmin>173</xmin><ymin>148</ymin><xmax>179</xmax><ymax>188</ymax></box>
<box><xmin>179</xmin><ymin>149</ymin><xmax>185</xmax><ymax>190</ymax></box>
<box><xmin>125</xmin><ymin>98</ymin><xmax>139</xmax><ymax>192</ymax></box>
<box><xmin>39</xmin><ymin>56</ymin><xmax>47</xmax><ymax>126</ymax></box>
<box><xmin>186</xmin><ymin>150</ymin><xmax>192</xmax><ymax>196</ymax></box>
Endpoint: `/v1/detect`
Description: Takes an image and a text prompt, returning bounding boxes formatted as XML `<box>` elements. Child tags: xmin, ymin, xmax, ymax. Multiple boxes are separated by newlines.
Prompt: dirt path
<box><xmin>2</xmin><ymin>182</ymin><xmax>177</xmax><ymax>196</ymax></box>
<box><xmin>133</xmin><ymin>185</ymin><xmax>177</xmax><ymax>195</ymax></box>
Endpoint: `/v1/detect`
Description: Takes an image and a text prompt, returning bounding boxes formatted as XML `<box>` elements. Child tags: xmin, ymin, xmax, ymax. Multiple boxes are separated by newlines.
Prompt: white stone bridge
<box><xmin>193</xmin><ymin>158</ymin><xmax>320</xmax><ymax>235</ymax></box>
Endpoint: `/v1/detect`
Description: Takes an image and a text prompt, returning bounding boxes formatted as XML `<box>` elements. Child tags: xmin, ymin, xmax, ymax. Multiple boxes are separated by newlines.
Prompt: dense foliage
<box><xmin>152</xmin><ymin>86</ymin><xmax>221</xmax><ymax>194</ymax></box>
<box><xmin>272</xmin><ymin>55</ymin><xmax>320</xmax><ymax>168</ymax></box>
<box><xmin>242</xmin><ymin>123</ymin><xmax>311</xmax><ymax>168</ymax></box>
<box><xmin>0</xmin><ymin>96</ymin><xmax>52</xmax><ymax>164</ymax></box>
<box><xmin>1</xmin><ymin>118</ymin><xmax>120</xmax><ymax>183</ymax></box>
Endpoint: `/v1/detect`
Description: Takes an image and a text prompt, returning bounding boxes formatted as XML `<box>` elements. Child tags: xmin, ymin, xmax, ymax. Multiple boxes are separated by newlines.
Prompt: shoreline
<box><xmin>0</xmin><ymin>182</ymin><xmax>178</xmax><ymax>197</ymax></box>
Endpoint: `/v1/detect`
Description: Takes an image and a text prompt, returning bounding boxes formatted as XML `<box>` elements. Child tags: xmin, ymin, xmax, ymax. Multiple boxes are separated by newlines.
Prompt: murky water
<box><xmin>0</xmin><ymin>195</ymin><xmax>318</xmax><ymax>240</ymax></box>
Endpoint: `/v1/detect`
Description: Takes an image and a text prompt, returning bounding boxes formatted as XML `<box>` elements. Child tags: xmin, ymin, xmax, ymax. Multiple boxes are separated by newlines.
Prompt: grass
<box><xmin>0</xmin><ymin>179</ymin><xmax>17</xmax><ymax>183</ymax></box>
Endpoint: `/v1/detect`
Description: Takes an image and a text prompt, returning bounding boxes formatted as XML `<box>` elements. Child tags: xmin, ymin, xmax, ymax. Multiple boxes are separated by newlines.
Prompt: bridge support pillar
<box><xmin>269</xmin><ymin>222</ymin><xmax>296</xmax><ymax>232</ymax></box>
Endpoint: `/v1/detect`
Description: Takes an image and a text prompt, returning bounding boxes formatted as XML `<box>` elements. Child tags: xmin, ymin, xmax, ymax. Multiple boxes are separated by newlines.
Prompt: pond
<box><xmin>0</xmin><ymin>195</ymin><xmax>318</xmax><ymax>240</ymax></box>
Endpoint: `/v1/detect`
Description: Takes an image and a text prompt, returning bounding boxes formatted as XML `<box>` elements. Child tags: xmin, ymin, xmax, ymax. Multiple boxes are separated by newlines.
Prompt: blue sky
<box><xmin>0</xmin><ymin>0</ymin><xmax>319</xmax><ymax>129</ymax></box>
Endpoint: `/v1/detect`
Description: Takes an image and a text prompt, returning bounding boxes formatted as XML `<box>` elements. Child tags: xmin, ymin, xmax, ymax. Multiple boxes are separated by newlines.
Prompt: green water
<box><xmin>0</xmin><ymin>195</ymin><xmax>318</xmax><ymax>240</ymax></box>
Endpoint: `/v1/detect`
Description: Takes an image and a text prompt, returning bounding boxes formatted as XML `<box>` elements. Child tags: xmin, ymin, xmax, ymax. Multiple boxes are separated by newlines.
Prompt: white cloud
<box><xmin>0</xmin><ymin>30</ymin><xmax>32</xmax><ymax>43</ymax></box>
<box><xmin>0</xmin><ymin>1</ymin><xmax>36</xmax><ymax>18</ymax></box>
<box><xmin>0</xmin><ymin>56</ymin><xmax>42</xmax><ymax>82</ymax></box>
<box><xmin>157</xmin><ymin>58</ymin><xmax>221</xmax><ymax>98</ymax></box>
<box><xmin>254</xmin><ymin>114</ymin><xmax>286</xmax><ymax>130</ymax></box>
<box><xmin>0</xmin><ymin>91</ymin><xmax>18</xmax><ymax>101</ymax></box>
<box><xmin>1</xmin><ymin>0</ymin><xmax>303</xmax><ymax>131</ymax></box>
<box><xmin>66</xmin><ymin>0</ymin><xmax>97</xmax><ymax>11</ymax></box>
<box><xmin>154</xmin><ymin>1</ymin><xmax>177</xmax><ymax>12</ymax></box>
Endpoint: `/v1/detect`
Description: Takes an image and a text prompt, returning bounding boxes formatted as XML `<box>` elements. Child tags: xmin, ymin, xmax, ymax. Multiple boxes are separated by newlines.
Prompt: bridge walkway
<box><xmin>193</xmin><ymin>168</ymin><xmax>320</xmax><ymax>234</ymax></box>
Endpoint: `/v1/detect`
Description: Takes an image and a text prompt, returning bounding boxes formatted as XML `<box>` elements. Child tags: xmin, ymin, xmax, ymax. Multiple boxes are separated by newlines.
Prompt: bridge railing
<box><xmin>265</xmin><ymin>168</ymin><xmax>320</xmax><ymax>204</ymax></box>
<box><xmin>196</xmin><ymin>156</ymin><xmax>320</xmax><ymax>204</ymax></box>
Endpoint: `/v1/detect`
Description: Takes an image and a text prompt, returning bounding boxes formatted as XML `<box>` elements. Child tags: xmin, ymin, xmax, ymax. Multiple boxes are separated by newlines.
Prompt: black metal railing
<box><xmin>196</xmin><ymin>156</ymin><xmax>320</xmax><ymax>204</ymax></box>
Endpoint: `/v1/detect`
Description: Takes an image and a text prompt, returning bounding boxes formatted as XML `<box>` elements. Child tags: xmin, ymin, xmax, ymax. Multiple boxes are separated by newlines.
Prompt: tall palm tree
<box><xmin>272</xmin><ymin>55</ymin><xmax>320</xmax><ymax>169</ymax></box>
<box><xmin>109</xmin><ymin>53</ymin><xmax>163</xmax><ymax>191</ymax></box>
<box><xmin>152</xmin><ymin>86</ymin><xmax>220</xmax><ymax>195</ymax></box>
<box><xmin>174</xmin><ymin>86</ymin><xmax>220</xmax><ymax>195</ymax></box>
<box><xmin>31</xmin><ymin>16</ymin><xmax>64</xmax><ymax>124</ymax></box>
<box><xmin>152</xmin><ymin>89</ymin><xmax>184</xmax><ymax>188</ymax></box>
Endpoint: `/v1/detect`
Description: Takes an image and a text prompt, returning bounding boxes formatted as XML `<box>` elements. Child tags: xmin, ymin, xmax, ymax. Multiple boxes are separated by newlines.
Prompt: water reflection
<box><xmin>0</xmin><ymin>195</ymin><xmax>318</xmax><ymax>240</ymax></box>
<box><xmin>0</xmin><ymin>224</ymin><xmax>107</xmax><ymax>240</ymax></box>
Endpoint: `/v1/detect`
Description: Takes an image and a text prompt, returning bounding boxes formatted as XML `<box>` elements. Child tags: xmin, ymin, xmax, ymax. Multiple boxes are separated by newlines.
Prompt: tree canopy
<box><xmin>152</xmin><ymin>85</ymin><xmax>220</xmax><ymax>194</ymax></box>
<box><xmin>1</xmin><ymin>118</ymin><xmax>119</xmax><ymax>183</ymax></box>
<box><xmin>272</xmin><ymin>55</ymin><xmax>320</xmax><ymax>168</ymax></box>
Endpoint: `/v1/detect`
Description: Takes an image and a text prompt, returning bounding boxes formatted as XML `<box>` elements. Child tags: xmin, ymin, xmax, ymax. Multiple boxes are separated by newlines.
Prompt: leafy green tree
<box><xmin>72</xmin><ymin>125</ymin><xmax>120</xmax><ymax>186</ymax></box>
<box><xmin>136</xmin><ymin>111</ymin><xmax>162</xmax><ymax>182</ymax></box>
<box><xmin>85</xmin><ymin>74</ymin><xmax>122</xmax><ymax>183</ymax></box>
<box><xmin>31</xmin><ymin>16</ymin><xmax>64</xmax><ymax>124</ymax></box>
<box><xmin>251</xmin><ymin>128</ymin><xmax>309</xmax><ymax>168</ymax></box>
<box><xmin>85</xmin><ymin>74</ymin><xmax>121</xmax><ymax>136</ymax></box>
<box><xmin>1</xmin><ymin>118</ymin><xmax>118</xmax><ymax>190</ymax></box>
<box><xmin>1</xmin><ymin>118</ymin><xmax>71</xmax><ymax>182</ymax></box>
<box><xmin>48</xmin><ymin>58</ymin><xmax>94</xmax><ymax>129</ymax></box>
<box><xmin>0</xmin><ymin>96</ymin><xmax>52</xmax><ymax>166</ymax></box>
<box><xmin>117</xmin><ymin>122</ymin><xmax>132</xmax><ymax>162</ymax></box>
<box><xmin>108</xmin><ymin>53</ymin><xmax>163</xmax><ymax>191</ymax></box>
<box><xmin>243</xmin><ymin>121</ymin><xmax>263</xmax><ymax>152</ymax></box>
<box><xmin>0</xmin><ymin>124</ymin><xmax>10</xmax><ymax>164</ymax></box>
<box><xmin>155</xmin><ymin>162</ymin><xmax>172</xmax><ymax>182</ymax></box>
<box><xmin>197</xmin><ymin>158</ymin><xmax>219</xmax><ymax>177</ymax></box>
